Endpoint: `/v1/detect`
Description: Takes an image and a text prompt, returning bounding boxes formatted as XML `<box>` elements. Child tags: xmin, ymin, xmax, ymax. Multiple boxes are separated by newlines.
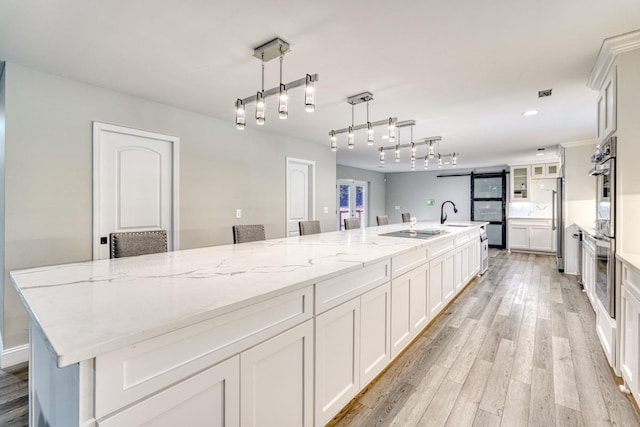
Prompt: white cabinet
<box><xmin>315</xmin><ymin>297</ymin><xmax>360</xmax><ymax>426</ymax></box>
<box><xmin>429</xmin><ymin>250</ymin><xmax>455</xmax><ymax>319</ymax></box>
<box><xmin>391</xmin><ymin>264</ymin><xmax>428</xmax><ymax>357</ymax></box>
<box><xmin>360</xmin><ymin>283</ymin><xmax>391</xmax><ymax>385</ymax></box>
<box><xmin>510</xmin><ymin>166</ymin><xmax>530</xmax><ymax>201</ymax></box>
<box><xmin>620</xmin><ymin>261</ymin><xmax>640</xmax><ymax>404</ymax></box>
<box><xmin>620</xmin><ymin>285</ymin><xmax>640</xmax><ymax>400</ymax></box>
<box><xmin>508</xmin><ymin>219</ymin><xmax>555</xmax><ymax>253</ymax></box>
<box><xmin>531</xmin><ymin>163</ymin><xmax>560</xmax><ymax>179</ymax></box>
<box><xmin>596</xmin><ymin>66</ymin><xmax>617</xmax><ymax>144</ymax></box>
<box><xmin>582</xmin><ymin>235</ymin><xmax>596</xmax><ymax>308</ymax></box>
<box><xmin>240</xmin><ymin>320</ymin><xmax>314</xmax><ymax>427</ymax></box>
<box><xmin>315</xmin><ymin>282</ymin><xmax>392</xmax><ymax>426</ymax></box>
<box><xmin>98</xmin><ymin>356</ymin><xmax>240</xmax><ymax>427</ymax></box>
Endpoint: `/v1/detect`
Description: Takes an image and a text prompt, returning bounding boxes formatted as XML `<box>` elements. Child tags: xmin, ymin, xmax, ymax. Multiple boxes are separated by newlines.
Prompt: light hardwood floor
<box><xmin>329</xmin><ymin>250</ymin><xmax>640</xmax><ymax>427</ymax></box>
<box><xmin>0</xmin><ymin>362</ymin><xmax>28</xmax><ymax>426</ymax></box>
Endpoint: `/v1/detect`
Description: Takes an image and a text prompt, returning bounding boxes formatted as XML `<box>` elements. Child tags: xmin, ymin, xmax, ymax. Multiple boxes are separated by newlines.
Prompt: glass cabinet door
<box><xmin>511</xmin><ymin>166</ymin><xmax>529</xmax><ymax>200</ymax></box>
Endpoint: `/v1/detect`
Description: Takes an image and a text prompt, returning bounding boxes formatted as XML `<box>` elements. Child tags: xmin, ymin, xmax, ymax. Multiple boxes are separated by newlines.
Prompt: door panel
<box><xmin>93</xmin><ymin>123</ymin><xmax>178</xmax><ymax>260</ymax></box>
<box><xmin>287</xmin><ymin>158</ymin><xmax>315</xmax><ymax>236</ymax></box>
<box><xmin>337</xmin><ymin>179</ymin><xmax>367</xmax><ymax>230</ymax></box>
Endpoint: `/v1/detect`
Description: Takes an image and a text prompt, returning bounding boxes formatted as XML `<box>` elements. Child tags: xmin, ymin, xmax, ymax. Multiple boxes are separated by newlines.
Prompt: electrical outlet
<box><xmin>236</xmin><ymin>209</ymin><xmax>242</xmax><ymax>219</ymax></box>
<box><xmin>323</xmin><ymin>206</ymin><xmax>329</xmax><ymax>214</ymax></box>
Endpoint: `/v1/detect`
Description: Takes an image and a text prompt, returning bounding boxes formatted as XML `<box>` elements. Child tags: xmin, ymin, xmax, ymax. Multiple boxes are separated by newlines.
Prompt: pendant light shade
<box><xmin>348</xmin><ymin>126</ymin><xmax>355</xmax><ymax>149</ymax></box>
<box><xmin>330</xmin><ymin>130</ymin><xmax>337</xmax><ymax>152</ymax></box>
<box><xmin>379</xmin><ymin>147</ymin><xmax>385</xmax><ymax>164</ymax></box>
<box><xmin>388</xmin><ymin>118</ymin><xmax>396</xmax><ymax>143</ymax></box>
<box><xmin>305</xmin><ymin>74</ymin><xmax>315</xmax><ymax>112</ymax></box>
<box><xmin>438</xmin><ymin>153</ymin><xmax>443</xmax><ymax>168</ymax></box>
<box><xmin>255</xmin><ymin>91</ymin><xmax>265</xmax><ymax>125</ymax></box>
<box><xmin>367</xmin><ymin>122</ymin><xmax>374</xmax><ymax>145</ymax></box>
<box><xmin>235</xmin><ymin>99</ymin><xmax>246</xmax><ymax>130</ymax></box>
<box><xmin>452</xmin><ymin>153</ymin><xmax>458</xmax><ymax>167</ymax></box>
<box><xmin>395</xmin><ymin>144</ymin><xmax>400</xmax><ymax>162</ymax></box>
<box><xmin>424</xmin><ymin>156</ymin><xmax>429</xmax><ymax>169</ymax></box>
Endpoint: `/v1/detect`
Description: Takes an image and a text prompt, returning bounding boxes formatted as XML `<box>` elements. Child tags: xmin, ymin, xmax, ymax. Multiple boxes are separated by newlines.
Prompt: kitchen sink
<box><xmin>379</xmin><ymin>229</ymin><xmax>448</xmax><ymax>240</ymax></box>
<box><xmin>444</xmin><ymin>223</ymin><xmax>472</xmax><ymax>227</ymax></box>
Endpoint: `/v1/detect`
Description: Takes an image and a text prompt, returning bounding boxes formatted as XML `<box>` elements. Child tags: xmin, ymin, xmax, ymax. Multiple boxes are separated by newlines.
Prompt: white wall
<box><xmin>336</xmin><ymin>165</ymin><xmax>385</xmax><ymax>227</ymax></box>
<box><xmin>384</xmin><ymin>167</ymin><xmax>507</xmax><ymax>224</ymax></box>
<box><xmin>1</xmin><ymin>63</ymin><xmax>336</xmax><ymax>352</ymax></box>
<box><xmin>0</xmin><ymin>63</ymin><xmax>6</xmax><ymax>345</ymax></box>
<box><xmin>563</xmin><ymin>142</ymin><xmax>596</xmax><ymax>275</ymax></box>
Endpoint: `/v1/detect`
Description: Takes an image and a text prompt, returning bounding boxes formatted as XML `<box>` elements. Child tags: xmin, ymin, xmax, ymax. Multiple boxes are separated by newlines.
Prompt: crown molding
<box><xmin>560</xmin><ymin>139</ymin><xmax>595</xmax><ymax>148</ymax></box>
<box><xmin>587</xmin><ymin>30</ymin><xmax>640</xmax><ymax>90</ymax></box>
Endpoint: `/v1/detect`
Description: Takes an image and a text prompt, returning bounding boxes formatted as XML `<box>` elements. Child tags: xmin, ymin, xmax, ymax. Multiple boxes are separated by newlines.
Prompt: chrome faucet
<box><xmin>440</xmin><ymin>200</ymin><xmax>458</xmax><ymax>224</ymax></box>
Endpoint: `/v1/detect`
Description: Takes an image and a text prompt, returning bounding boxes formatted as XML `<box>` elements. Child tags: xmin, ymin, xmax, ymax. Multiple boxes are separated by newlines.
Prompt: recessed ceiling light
<box><xmin>522</xmin><ymin>110</ymin><xmax>538</xmax><ymax>116</ymax></box>
<box><xmin>536</xmin><ymin>148</ymin><xmax>545</xmax><ymax>156</ymax></box>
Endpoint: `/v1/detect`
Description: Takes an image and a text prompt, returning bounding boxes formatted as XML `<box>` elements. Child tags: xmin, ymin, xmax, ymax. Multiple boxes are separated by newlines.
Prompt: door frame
<box><xmin>285</xmin><ymin>157</ymin><xmax>316</xmax><ymax>236</ymax></box>
<box><xmin>92</xmin><ymin>122</ymin><xmax>180</xmax><ymax>259</ymax></box>
<box><xmin>470</xmin><ymin>171</ymin><xmax>507</xmax><ymax>248</ymax></box>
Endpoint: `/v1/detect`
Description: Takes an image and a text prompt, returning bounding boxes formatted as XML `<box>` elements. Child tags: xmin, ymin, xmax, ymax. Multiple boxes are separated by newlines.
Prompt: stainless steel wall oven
<box><xmin>590</xmin><ymin>136</ymin><xmax>616</xmax><ymax>318</ymax></box>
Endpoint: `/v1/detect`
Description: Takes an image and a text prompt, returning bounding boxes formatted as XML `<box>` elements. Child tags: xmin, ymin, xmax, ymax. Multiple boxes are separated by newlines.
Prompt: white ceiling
<box><xmin>1</xmin><ymin>0</ymin><xmax>639</xmax><ymax>172</ymax></box>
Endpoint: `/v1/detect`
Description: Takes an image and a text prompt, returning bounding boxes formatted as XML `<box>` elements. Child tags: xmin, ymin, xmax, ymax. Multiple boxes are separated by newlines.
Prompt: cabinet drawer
<box><xmin>316</xmin><ymin>260</ymin><xmax>390</xmax><ymax>314</ymax></box>
<box><xmin>392</xmin><ymin>248</ymin><xmax>428</xmax><ymax>277</ymax></box>
<box><xmin>429</xmin><ymin>236</ymin><xmax>455</xmax><ymax>259</ymax></box>
<box><xmin>95</xmin><ymin>286</ymin><xmax>313</xmax><ymax>418</ymax></box>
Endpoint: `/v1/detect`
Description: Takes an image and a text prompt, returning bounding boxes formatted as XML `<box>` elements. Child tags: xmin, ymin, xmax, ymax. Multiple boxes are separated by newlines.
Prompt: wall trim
<box><xmin>1</xmin><ymin>343</ymin><xmax>29</xmax><ymax>368</ymax></box>
<box><xmin>587</xmin><ymin>29</ymin><xmax>640</xmax><ymax>90</ymax></box>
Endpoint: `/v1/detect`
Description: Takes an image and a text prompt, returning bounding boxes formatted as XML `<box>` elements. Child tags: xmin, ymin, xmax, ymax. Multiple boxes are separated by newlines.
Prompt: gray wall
<box><xmin>336</xmin><ymin>165</ymin><xmax>385</xmax><ymax>227</ymax></box>
<box><xmin>384</xmin><ymin>167</ymin><xmax>507</xmax><ymax>224</ymax></box>
<box><xmin>1</xmin><ymin>63</ymin><xmax>336</xmax><ymax>351</ymax></box>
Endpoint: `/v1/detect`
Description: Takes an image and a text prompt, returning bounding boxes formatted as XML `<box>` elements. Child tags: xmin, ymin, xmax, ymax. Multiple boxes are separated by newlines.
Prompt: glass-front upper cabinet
<box><xmin>532</xmin><ymin>163</ymin><xmax>560</xmax><ymax>178</ymax></box>
<box><xmin>510</xmin><ymin>166</ymin><xmax>530</xmax><ymax>201</ymax></box>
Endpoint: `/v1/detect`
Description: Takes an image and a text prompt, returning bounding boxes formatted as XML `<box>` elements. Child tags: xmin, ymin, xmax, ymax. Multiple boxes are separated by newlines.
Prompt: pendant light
<box><xmin>388</xmin><ymin>118</ymin><xmax>396</xmax><ymax>143</ymax></box>
<box><xmin>330</xmin><ymin>130</ymin><xmax>337</xmax><ymax>152</ymax></box>
<box><xmin>366</xmin><ymin>99</ymin><xmax>374</xmax><ymax>145</ymax></box>
<box><xmin>428</xmin><ymin>142</ymin><xmax>435</xmax><ymax>159</ymax></box>
<box><xmin>235</xmin><ymin>38</ymin><xmax>318</xmax><ymax>129</ymax></box>
<box><xmin>424</xmin><ymin>155</ymin><xmax>429</xmax><ymax>169</ymax></box>
<box><xmin>235</xmin><ymin>99</ymin><xmax>246</xmax><ymax>130</ymax></box>
<box><xmin>348</xmin><ymin>104</ymin><xmax>355</xmax><ymax>149</ymax></box>
<box><xmin>278</xmin><ymin>50</ymin><xmax>288</xmax><ymax>119</ymax></box>
<box><xmin>305</xmin><ymin>74</ymin><xmax>315</xmax><ymax>112</ymax></box>
<box><xmin>452</xmin><ymin>153</ymin><xmax>458</xmax><ymax>167</ymax></box>
<box><xmin>395</xmin><ymin>127</ymin><xmax>401</xmax><ymax>161</ymax></box>
<box><xmin>379</xmin><ymin>147</ymin><xmax>385</xmax><ymax>164</ymax></box>
<box><xmin>438</xmin><ymin>153</ymin><xmax>443</xmax><ymax>168</ymax></box>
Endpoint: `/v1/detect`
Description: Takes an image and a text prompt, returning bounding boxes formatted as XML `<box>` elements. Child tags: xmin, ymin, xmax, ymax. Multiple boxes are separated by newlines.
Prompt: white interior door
<box><xmin>286</xmin><ymin>158</ymin><xmax>315</xmax><ymax>236</ymax></box>
<box><xmin>337</xmin><ymin>179</ymin><xmax>367</xmax><ymax>230</ymax></box>
<box><xmin>93</xmin><ymin>122</ymin><xmax>180</xmax><ymax>259</ymax></box>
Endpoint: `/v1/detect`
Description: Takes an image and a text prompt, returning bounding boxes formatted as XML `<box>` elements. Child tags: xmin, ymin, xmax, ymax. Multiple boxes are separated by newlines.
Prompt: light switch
<box><xmin>323</xmin><ymin>206</ymin><xmax>329</xmax><ymax>214</ymax></box>
<box><xmin>236</xmin><ymin>209</ymin><xmax>242</xmax><ymax>219</ymax></box>
<box><xmin>395</xmin><ymin>206</ymin><xmax>400</xmax><ymax>210</ymax></box>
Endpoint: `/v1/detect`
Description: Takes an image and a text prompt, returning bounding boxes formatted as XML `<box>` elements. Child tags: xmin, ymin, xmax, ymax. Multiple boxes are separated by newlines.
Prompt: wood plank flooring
<box><xmin>0</xmin><ymin>362</ymin><xmax>28</xmax><ymax>427</ymax></box>
<box><xmin>329</xmin><ymin>250</ymin><xmax>640</xmax><ymax>427</ymax></box>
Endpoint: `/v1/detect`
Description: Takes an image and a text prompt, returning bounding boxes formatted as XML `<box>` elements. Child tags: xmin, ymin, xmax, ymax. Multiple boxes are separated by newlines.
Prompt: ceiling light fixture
<box><xmin>536</xmin><ymin>148</ymin><xmax>545</xmax><ymax>156</ymax></box>
<box><xmin>379</xmin><ymin>147</ymin><xmax>385</xmax><ymax>164</ymax></box>
<box><xmin>235</xmin><ymin>38</ymin><xmax>318</xmax><ymax>129</ymax></box>
<box><xmin>424</xmin><ymin>155</ymin><xmax>429</xmax><ymax>169</ymax></box>
<box><xmin>329</xmin><ymin>92</ymin><xmax>398</xmax><ymax>151</ymax></box>
<box><xmin>522</xmin><ymin>110</ymin><xmax>538</xmax><ymax>116</ymax></box>
<box><xmin>452</xmin><ymin>153</ymin><xmax>458</xmax><ymax>167</ymax></box>
<box><xmin>438</xmin><ymin>154</ymin><xmax>443</xmax><ymax>168</ymax></box>
<box><xmin>330</xmin><ymin>130</ymin><xmax>337</xmax><ymax>152</ymax></box>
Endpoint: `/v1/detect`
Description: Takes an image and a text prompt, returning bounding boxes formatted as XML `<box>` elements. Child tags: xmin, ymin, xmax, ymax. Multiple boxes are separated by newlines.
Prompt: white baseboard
<box><xmin>1</xmin><ymin>344</ymin><xmax>29</xmax><ymax>368</ymax></box>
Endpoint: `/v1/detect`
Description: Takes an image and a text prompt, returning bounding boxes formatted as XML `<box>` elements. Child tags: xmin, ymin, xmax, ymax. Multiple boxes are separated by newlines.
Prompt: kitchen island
<box><xmin>12</xmin><ymin>221</ymin><xmax>486</xmax><ymax>426</ymax></box>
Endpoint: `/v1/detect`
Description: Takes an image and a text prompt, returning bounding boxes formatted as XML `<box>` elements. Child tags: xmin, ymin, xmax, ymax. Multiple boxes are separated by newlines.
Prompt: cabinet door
<box><xmin>620</xmin><ymin>286</ymin><xmax>640</xmax><ymax>397</ymax></box>
<box><xmin>531</xmin><ymin>164</ymin><xmax>545</xmax><ymax>178</ymax></box>
<box><xmin>360</xmin><ymin>283</ymin><xmax>391</xmax><ymax>384</ymax></box>
<box><xmin>510</xmin><ymin>166</ymin><xmax>530</xmax><ymax>201</ymax></box>
<box><xmin>461</xmin><ymin>244</ymin><xmax>470</xmax><ymax>285</ymax></box>
<box><xmin>315</xmin><ymin>298</ymin><xmax>360</xmax><ymax>426</ymax></box>
<box><xmin>429</xmin><ymin>255</ymin><xmax>444</xmax><ymax>319</ymax></box>
<box><xmin>409</xmin><ymin>265</ymin><xmax>429</xmax><ymax>334</ymax></box>
<box><xmin>454</xmin><ymin>249</ymin><xmax>463</xmax><ymax>293</ymax></box>
<box><xmin>596</xmin><ymin>91</ymin><xmax>606</xmax><ymax>142</ymax></box>
<box><xmin>241</xmin><ymin>320</ymin><xmax>313</xmax><ymax>427</ymax></box>
<box><xmin>442</xmin><ymin>250</ymin><xmax>455</xmax><ymax>304</ymax></box>
<box><xmin>509</xmin><ymin>224</ymin><xmax>530</xmax><ymax>250</ymax></box>
<box><xmin>390</xmin><ymin>273</ymin><xmax>411</xmax><ymax>357</ymax></box>
<box><xmin>529</xmin><ymin>226</ymin><xmax>553</xmax><ymax>252</ymax></box>
<box><xmin>603</xmin><ymin>67</ymin><xmax>617</xmax><ymax>141</ymax></box>
<box><xmin>470</xmin><ymin>240</ymin><xmax>480</xmax><ymax>277</ymax></box>
<box><xmin>545</xmin><ymin>163</ymin><xmax>559</xmax><ymax>178</ymax></box>
<box><xmin>98</xmin><ymin>356</ymin><xmax>239</xmax><ymax>427</ymax></box>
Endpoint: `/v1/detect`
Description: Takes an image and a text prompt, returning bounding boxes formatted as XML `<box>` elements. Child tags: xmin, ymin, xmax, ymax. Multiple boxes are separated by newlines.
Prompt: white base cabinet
<box><xmin>360</xmin><ymin>283</ymin><xmax>392</xmax><ymax>385</ymax></box>
<box><xmin>508</xmin><ymin>219</ymin><xmax>555</xmax><ymax>253</ymax></box>
<box><xmin>99</xmin><ymin>356</ymin><xmax>240</xmax><ymax>427</ymax></box>
<box><xmin>429</xmin><ymin>250</ymin><xmax>455</xmax><ymax>319</ymax></box>
<box><xmin>582</xmin><ymin>235</ymin><xmax>596</xmax><ymax>309</ymax></box>
<box><xmin>620</xmin><ymin>261</ymin><xmax>640</xmax><ymax>405</ymax></box>
<box><xmin>240</xmin><ymin>320</ymin><xmax>314</xmax><ymax>427</ymax></box>
<box><xmin>391</xmin><ymin>264</ymin><xmax>428</xmax><ymax>357</ymax></box>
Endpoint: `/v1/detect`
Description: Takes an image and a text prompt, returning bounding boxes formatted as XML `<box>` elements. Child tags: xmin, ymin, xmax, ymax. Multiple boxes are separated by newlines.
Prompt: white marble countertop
<box><xmin>575</xmin><ymin>223</ymin><xmax>597</xmax><ymax>237</ymax></box>
<box><xmin>617</xmin><ymin>252</ymin><xmax>640</xmax><ymax>273</ymax></box>
<box><xmin>11</xmin><ymin>221</ymin><xmax>485</xmax><ymax>367</ymax></box>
